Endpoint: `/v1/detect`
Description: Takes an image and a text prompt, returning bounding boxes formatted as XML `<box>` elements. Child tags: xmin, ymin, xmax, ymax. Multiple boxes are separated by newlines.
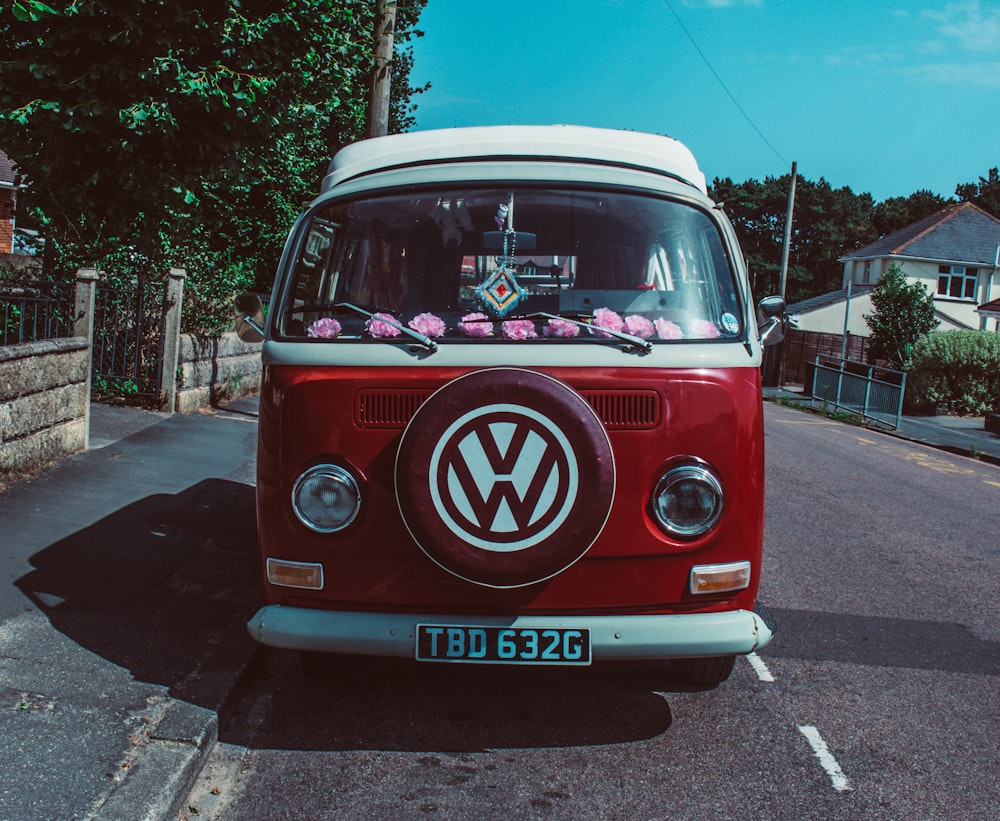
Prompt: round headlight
<box><xmin>292</xmin><ymin>464</ymin><xmax>362</xmax><ymax>533</ymax></box>
<box><xmin>650</xmin><ymin>463</ymin><xmax>723</xmax><ymax>538</ymax></box>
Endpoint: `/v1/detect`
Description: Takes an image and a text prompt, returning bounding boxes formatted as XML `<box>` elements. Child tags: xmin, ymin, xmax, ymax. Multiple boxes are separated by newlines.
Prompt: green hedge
<box><xmin>905</xmin><ymin>330</ymin><xmax>1000</xmax><ymax>415</ymax></box>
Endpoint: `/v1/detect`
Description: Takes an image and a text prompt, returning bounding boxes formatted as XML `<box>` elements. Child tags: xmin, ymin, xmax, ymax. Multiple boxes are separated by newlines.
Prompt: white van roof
<box><xmin>322</xmin><ymin>125</ymin><xmax>708</xmax><ymax>194</ymax></box>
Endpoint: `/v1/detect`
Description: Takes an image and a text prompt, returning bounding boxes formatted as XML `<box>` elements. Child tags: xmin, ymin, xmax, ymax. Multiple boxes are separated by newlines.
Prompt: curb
<box><xmin>88</xmin><ymin>616</ymin><xmax>261</xmax><ymax>821</ymax></box>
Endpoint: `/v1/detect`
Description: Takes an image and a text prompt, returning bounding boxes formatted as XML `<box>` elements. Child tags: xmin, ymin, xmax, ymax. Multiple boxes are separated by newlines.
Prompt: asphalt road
<box><xmin>180</xmin><ymin>403</ymin><xmax>1000</xmax><ymax>820</ymax></box>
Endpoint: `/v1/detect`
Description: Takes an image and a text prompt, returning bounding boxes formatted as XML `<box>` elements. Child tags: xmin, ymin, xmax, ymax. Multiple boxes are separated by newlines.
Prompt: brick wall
<box><xmin>0</xmin><ymin>192</ymin><xmax>14</xmax><ymax>254</ymax></box>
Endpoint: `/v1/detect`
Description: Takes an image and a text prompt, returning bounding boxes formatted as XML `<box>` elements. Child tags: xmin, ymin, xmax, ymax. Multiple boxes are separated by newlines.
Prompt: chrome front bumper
<box><xmin>247</xmin><ymin>605</ymin><xmax>773</xmax><ymax>660</ymax></box>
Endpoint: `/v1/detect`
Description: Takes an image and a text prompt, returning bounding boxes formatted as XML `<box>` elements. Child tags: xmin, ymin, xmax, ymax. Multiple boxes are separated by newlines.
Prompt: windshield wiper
<box><xmin>526</xmin><ymin>312</ymin><xmax>653</xmax><ymax>354</ymax></box>
<box><xmin>334</xmin><ymin>302</ymin><xmax>438</xmax><ymax>353</ymax></box>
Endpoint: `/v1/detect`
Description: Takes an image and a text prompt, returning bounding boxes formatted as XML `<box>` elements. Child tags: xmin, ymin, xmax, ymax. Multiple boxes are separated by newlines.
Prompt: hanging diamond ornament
<box><xmin>477</xmin><ymin>220</ymin><xmax>524</xmax><ymax>317</ymax></box>
<box><xmin>476</xmin><ymin>264</ymin><xmax>525</xmax><ymax>317</ymax></box>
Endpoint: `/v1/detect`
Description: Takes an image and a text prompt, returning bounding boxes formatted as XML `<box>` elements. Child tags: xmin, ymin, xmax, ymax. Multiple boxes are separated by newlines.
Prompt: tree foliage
<box><xmin>710</xmin><ymin>174</ymin><xmax>876</xmax><ymax>303</ymax></box>
<box><xmin>708</xmin><ymin>171</ymin><xmax>1000</xmax><ymax>305</ymax></box>
<box><xmin>864</xmin><ymin>263</ymin><xmax>939</xmax><ymax>370</ymax></box>
<box><xmin>872</xmin><ymin>189</ymin><xmax>949</xmax><ymax>237</ymax></box>
<box><xmin>0</xmin><ymin>0</ymin><xmax>427</xmax><ymax>333</ymax></box>
<box><xmin>955</xmin><ymin>167</ymin><xmax>1000</xmax><ymax>218</ymax></box>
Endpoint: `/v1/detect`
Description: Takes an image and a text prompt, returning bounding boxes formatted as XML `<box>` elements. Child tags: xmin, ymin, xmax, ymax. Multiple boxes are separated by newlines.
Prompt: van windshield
<box><xmin>276</xmin><ymin>187</ymin><xmax>743</xmax><ymax>342</ymax></box>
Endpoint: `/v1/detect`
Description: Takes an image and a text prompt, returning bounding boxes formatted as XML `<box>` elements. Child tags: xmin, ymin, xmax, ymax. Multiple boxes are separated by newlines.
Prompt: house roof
<box><xmin>978</xmin><ymin>297</ymin><xmax>1000</xmax><ymax>318</ymax></box>
<box><xmin>839</xmin><ymin>202</ymin><xmax>1000</xmax><ymax>267</ymax></box>
<box><xmin>0</xmin><ymin>150</ymin><xmax>15</xmax><ymax>189</ymax></box>
<box><xmin>788</xmin><ymin>285</ymin><xmax>874</xmax><ymax>315</ymax></box>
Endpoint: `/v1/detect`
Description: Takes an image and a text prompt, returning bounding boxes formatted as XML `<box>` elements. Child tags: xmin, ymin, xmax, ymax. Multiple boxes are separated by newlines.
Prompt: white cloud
<box><xmin>922</xmin><ymin>0</ymin><xmax>1000</xmax><ymax>52</ymax></box>
<box><xmin>903</xmin><ymin>60</ymin><xmax>1000</xmax><ymax>87</ymax></box>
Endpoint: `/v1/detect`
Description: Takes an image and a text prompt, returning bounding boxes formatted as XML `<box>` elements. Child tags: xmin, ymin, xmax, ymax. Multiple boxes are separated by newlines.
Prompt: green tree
<box><xmin>0</xmin><ymin>0</ymin><xmax>427</xmax><ymax>333</ymax></box>
<box><xmin>710</xmin><ymin>174</ymin><xmax>876</xmax><ymax>303</ymax></box>
<box><xmin>864</xmin><ymin>263</ymin><xmax>939</xmax><ymax>370</ymax></box>
<box><xmin>872</xmin><ymin>189</ymin><xmax>950</xmax><ymax>237</ymax></box>
<box><xmin>955</xmin><ymin>167</ymin><xmax>1000</xmax><ymax>218</ymax></box>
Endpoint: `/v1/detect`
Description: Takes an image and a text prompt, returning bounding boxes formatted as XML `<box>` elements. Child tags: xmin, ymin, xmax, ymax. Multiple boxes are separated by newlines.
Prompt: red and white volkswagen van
<box><xmin>238</xmin><ymin>125</ymin><xmax>784</xmax><ymax>686</ymax></box>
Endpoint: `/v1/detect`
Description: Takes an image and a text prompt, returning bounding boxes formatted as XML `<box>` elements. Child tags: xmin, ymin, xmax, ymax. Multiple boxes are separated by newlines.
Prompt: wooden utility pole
<box><xmin>778</xmin><ymin>161</ymin><xmax>797</xmax><ymax>300</ymax></box>
<box><xmin>763</xmin><ymin>162</ymin><xmax>797</xmax><ymax>388</ymax></box>
<box><xmin>366</xmin><ymin>0</ymin><xmax>396</xmax><ymax>139</ymax></box>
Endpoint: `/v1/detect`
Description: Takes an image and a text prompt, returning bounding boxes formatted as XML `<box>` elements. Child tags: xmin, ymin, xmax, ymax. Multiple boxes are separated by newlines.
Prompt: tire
<box><xmin>395</xmin><ymin>368</ymin><xmax>615</xmax><ymax>588</ymax></box>
<box><xmin>671</xmin><ymin>655</ymin><xmax>736</xmax><ymax>687</ymax></box>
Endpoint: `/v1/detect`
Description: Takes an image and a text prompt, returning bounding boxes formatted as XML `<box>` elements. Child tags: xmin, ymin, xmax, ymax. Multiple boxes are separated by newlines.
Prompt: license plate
<box><xmin>416</xmin><ymin>624</ymin><xmax>591</xmax><ymax>665</ymax></box>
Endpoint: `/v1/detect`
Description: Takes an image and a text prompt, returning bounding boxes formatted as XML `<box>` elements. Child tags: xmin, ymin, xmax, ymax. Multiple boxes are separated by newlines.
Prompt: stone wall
<box><xmin>175</xmin><ymin>331</ymin><xmax>263</xmax><ymax>413</ymax></box>
<box><xmin>0</xmin><ymin>337</ymin><xmax>90</xmax><ymax>481</ymax></box>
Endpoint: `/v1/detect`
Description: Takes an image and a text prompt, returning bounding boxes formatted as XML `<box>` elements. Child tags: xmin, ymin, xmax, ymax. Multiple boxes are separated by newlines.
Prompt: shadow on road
<box><xmin>221</xmin><ymin>649</ymin><xmax>689</xmax><ymax>752</ymax></box>
<box><xmin>15</xmin><ymin>478</ymin><xmax>262</xmax><ymax>708</ymax></box>
<box><xmin>765</xmin><ymin>607</ymin><xmax>1000</xmax><ymax>676</ymax></box>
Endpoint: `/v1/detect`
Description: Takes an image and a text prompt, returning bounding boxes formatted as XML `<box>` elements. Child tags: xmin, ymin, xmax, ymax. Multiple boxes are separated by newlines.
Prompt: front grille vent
<box><xmin>354</xmin><ymin>388</ymin><xmax>661</xmax><ymax>430</ymax></box>
<box><xmin>580</xmin><ymin>390</ymin><xmax>661</xmax><ymax>429</ymax></box>
<box><xmin>355</xmin><ymin>389</ymin><xmax>432</xmax><ymax>428</ymax></box>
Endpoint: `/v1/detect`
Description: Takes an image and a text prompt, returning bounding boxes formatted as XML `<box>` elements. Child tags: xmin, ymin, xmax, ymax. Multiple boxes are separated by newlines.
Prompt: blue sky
<box><xmin>407</xmin><ymin>0</ymin><xmax>1000</xmax><ymax>202</ymax></box>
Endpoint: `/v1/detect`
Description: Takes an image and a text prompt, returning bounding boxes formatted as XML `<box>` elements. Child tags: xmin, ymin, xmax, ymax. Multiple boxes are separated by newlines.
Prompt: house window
<box><xmin>937</xmin><ymin>265</ymin><xmax>977</xmax><ymax>300</ymax></box>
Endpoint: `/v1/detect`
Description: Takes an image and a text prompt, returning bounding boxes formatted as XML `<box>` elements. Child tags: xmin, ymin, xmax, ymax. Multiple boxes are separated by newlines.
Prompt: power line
<box><xmin>662</xmin><ymin>0</ymin><xmax>790</xmax><ymax>169</ymax></box>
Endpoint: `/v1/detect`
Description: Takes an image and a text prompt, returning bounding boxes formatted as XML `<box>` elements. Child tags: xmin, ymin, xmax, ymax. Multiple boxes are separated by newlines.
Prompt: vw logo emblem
<box><xmin>429</xmin><ymin>404</ymin><xmax>579</xmax><ymax>552</ymax></box>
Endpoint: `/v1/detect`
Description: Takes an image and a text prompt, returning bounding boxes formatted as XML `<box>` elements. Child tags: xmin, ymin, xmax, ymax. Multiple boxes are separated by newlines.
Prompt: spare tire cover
<box><xmin>395</xmin><ymin>368</ymin><xmax>615</xmax><ymax>588</ymax></box>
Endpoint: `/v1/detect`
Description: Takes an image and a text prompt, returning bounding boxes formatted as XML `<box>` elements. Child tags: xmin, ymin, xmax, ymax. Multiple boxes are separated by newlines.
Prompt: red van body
<box><xmin>241</xmin><ymin>126</ymin><xmax>780</xmax><ymax>685</ymax></box>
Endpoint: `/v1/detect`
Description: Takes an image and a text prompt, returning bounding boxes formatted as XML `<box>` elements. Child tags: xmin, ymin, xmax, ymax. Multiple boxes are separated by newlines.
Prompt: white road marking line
<box><xmin>747</xmin><ymin>652</ymin><xmax>774</xmax><ymax>682</ymax></box>
<box><xmin>798</xmin><ymin>725</ymin><xmax>852</xmax><ymax>792</ymax></box>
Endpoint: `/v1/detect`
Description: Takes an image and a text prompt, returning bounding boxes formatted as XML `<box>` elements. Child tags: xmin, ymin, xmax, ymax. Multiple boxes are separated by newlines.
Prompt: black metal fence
<box><xmin>0</xmin><ymin>279</ymin><xmax>75</xmax><ymax>345</ymax></box>
<box><xmin>91</xmin><ymin>279</ymin><xmax>170</xmax><ymax>403</ymax></box>
<box><xmin>2</xmin><ymin>275</ymin><xmax>173</xmax><ymax>406</ymax></box>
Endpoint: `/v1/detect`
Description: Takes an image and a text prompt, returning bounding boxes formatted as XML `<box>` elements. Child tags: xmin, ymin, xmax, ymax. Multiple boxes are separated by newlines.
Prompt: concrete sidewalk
<box><xmin>1</xmin><ymin>399</ymin><xmax>261</xmax><ymax>821</ymax></box>
<box><xmin>764</xmin><ymin>386</ymin><xmax>1000</xmax><ymax>465</ymax></box>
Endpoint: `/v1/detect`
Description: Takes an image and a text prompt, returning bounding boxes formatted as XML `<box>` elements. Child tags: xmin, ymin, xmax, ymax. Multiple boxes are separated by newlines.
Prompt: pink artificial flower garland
<box><xmin>408</xmin><ymin>312</ymin><xmax>447</xmax><ymax>338</ymax></box>
<box><xmin>623</xmin><ymin>314</ymin><xmax>655</xmax><ymax>339</ymax></box>
<box><xmin>501</xmin><ymin>319</ymin><xmax>537</xmax><ymax>340</ymax></box>
<box><xmin>366</xmin><ymin>312</ymin><xmax>402</xmax><ymax>338</ymax></box>
<box><xmin>689</xmin><ymin>318</ymin><xmax>721</xmax><ymax>339</ymax></box>
<box><xmin>590</xmin><ymin>308</ymin><xmax>625</xmax><ymax>338</ymax></box>
<box><xmin>459</xmin><ymin>312</ymin><xmax>494</xmax><ymax>337</ymax></box>
<box><xmin>543</xmin><ymin>317</ymin><xmax>580</xmax><ymax>337</ymax></box>
<box><xmin>307</xmin><ymin>317</ymin><xmax>342</xmax><ymax>338</ymax></box>
<box><xmin>654</xmin><ymin>318</ymin><xmax>683</xmax><ymax>340</ymax></box>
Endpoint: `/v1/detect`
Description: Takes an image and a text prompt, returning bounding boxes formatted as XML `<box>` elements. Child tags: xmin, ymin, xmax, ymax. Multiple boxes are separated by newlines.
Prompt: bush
<box><xmin>905</xmin><ymin>330</ymin><xmax>1000</xmax><ymax>415</ymax></box>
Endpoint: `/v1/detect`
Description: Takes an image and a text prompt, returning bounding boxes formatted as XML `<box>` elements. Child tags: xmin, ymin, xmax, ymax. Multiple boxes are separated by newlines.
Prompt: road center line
<box><xmin>746</xmin><ymin>652</ymin><xmax>774</xmax><ymax>682</ymax></box>
<box><xmin>798</xmin><ymin>725</ymin><xmax>852</xmax><ymax>792</ymax></box>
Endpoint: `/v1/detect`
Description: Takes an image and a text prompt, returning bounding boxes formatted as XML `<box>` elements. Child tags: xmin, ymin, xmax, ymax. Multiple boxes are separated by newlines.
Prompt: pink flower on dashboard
<box><xmin>501</xmin><ymin>319</ymin><xmax>538</xmax><ymax>340</ymax></box>
<box><xmin>365</xmin><ymin>312</ymin><xmax>402</xmax><ymax>338</ymax></box>
<box><xmin>408</xmin><ymin>312</ymin><xmax>447</xmax><ymax>338</ymax></box>
<box><xmin>689</xmin><ymin>318</ymin><xmax>721</xmax><ymax>339</ymax></box>
<box><xmin>543</xmin><ymin>318</ymin><xmax>580</xmax><ymax>337</ymax></box>
<box><xmin>459</xmin><ymin>312</ymin><xmax>493</xmax><ymax>337</ymax></box>
<box><xmin>623</xmin><ymin>314</ymin><xmax>655</xmax><ymax>339</ymax></box>
<box><xmin>591</xmin><ymin>307</ymin><xmax>624</xmax><ymax>338</ymax></box>
<box><xmin>307</xmin><ymin>317</ymin><xmax>342</xmax><ymax>338</ymax></box>
<box><xmin>654</xmin><ymin>318</ymin><xmax>683</xmax><ymax>340</ymax></box>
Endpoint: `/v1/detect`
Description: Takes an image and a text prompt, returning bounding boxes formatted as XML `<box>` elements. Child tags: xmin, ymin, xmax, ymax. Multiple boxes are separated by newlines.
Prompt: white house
<box><xmin>978</xmin><ymin>297</ymin><xmax>1000</xmax><ymax>331</ymax></box>
<box><xmin>837</xmin><ymin>202</ymin><xmax>1000</xmax><ymax>332</ymax></box>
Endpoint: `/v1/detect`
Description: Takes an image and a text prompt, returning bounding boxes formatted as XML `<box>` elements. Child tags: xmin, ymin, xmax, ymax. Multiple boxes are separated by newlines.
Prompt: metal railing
<box><xmin>90</xmin><ymin>279</ymin><xmax>170</xmax><ymax>403</ymax></box>
<box><xmin>0</xmin><ymin>280</ymin><xmax>74</xmax><ymax>345</ymax></box>
<box><xmin>810</xmin><ymin>355</ymin><xmax>906</xmax><ymax>429</ymax></box>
